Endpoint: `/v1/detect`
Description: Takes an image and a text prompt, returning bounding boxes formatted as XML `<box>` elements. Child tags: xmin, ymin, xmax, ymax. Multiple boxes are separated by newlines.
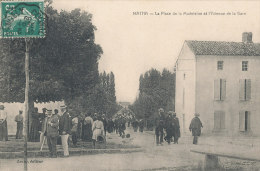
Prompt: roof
<box><xmin>186</xmin><ymin>40</ymin><xmax>260</xmax><ymax>56</ymax></box>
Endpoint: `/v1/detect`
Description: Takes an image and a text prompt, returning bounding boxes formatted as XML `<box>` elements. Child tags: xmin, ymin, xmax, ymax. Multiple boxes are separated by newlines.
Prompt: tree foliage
<box><xmin>0</xmin><ymin>1</ymin><xmax>102</xmax><ymax>103</ymax></box>
<box><xmin>129</xmin><ymin>68</ymin><xmax>175</xmax><ymax>127</ymax></box>
<box><xmin>68</xmin><ymin>71</ymin><xmax>120</xmax><ymax>118</ymax></box>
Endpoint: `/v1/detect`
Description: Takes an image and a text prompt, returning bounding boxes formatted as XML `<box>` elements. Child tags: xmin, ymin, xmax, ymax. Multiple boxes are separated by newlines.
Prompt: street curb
<box><xmin>0</xmin><ymin>148</ymin><xmax>144</xmax><ymax>159</ymax></box>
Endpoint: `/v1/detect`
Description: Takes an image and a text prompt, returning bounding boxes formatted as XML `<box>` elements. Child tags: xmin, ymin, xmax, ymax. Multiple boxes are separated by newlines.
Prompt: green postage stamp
<box><xmin>0</xmin><ymin>1</ymin><xmax>45</xmax><ymax>38</ymax></box>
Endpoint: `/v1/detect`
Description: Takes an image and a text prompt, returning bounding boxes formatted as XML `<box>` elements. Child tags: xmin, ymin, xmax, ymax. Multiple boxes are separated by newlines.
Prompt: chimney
<box><xmin>242</xmin><ymin>32</ymin><xmax>253</xmax><ymax>43</ymax></box>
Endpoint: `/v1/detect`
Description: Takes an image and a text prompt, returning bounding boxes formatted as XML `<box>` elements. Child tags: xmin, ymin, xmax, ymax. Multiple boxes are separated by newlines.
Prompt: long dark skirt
<box><xmin>29</xmin><ymin>119</ymin><xmax>40</xmax><ymax>142</ymax></box>
<box><xmin>165</xmin><ymin>126</ymin><xmax>174</xmax><ymax>143</ymax></box>
<box><xmin>82</xmin><ymin>124</ymin><xmax>92</xmax><ymax>141</ymax></box>
<box><xmin>0</xmin><ymin>120</ymin><xmax>8</xmax><ymax>141</ymax></box>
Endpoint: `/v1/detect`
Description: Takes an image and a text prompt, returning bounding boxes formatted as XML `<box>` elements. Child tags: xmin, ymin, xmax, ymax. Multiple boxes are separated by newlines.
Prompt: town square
<box><xmin>0</xmin><ymin>0</ymin><xmax>260</xmax><ymax>171</ymax></box>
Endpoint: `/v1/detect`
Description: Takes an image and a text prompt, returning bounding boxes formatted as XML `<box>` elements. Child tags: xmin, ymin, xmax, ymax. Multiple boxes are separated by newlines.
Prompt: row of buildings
<box><xmin>175</xmin><ymin>32</ymin><xmax>260</xmax><ymax>136</ymax></box>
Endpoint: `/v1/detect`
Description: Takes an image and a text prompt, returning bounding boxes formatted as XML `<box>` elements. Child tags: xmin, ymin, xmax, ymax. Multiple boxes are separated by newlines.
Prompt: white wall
<box><xmin>175</xmin><ymin>42</ymin><xmax>196</xmax><ymax>134</ymax></box>
<box><xmin>195</xmin><ymin>55</ymin><xmax>260</xmax><ymax>136</ymax></box>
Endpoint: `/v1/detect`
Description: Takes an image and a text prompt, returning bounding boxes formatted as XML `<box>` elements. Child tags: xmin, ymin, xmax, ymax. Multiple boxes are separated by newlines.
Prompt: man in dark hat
<box><xmin>15</xmin><ymin>110</ymin><xmax>23</xmax><ymax>139</ymax></box>
<box><xmin>59</xmin><ymin>105</ymin><xmax>71</xmax><ymax>157</ymax></box>
<box><xmin>0</xmin><ymin>105</ymin><xmax>8</xmax><ymax>141</ymax></box>
<box><xmin>189</xmin><ymin>113</ymin><xmax>203</xmax><ymax>145</ymax></box>
<box><xmin>155</xmin><ymin>108</ymin><xmax>165</xmax><ymax>145</ymax></box>
<box><xmin>44</xmin><ymin>109</ymin><xmax>59</xmax><ymax>158</ymax></box>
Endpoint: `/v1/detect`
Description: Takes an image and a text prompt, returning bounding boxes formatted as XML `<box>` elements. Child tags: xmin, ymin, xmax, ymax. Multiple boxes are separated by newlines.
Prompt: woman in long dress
<box><xmin>29</xmin><ymin>107</ymin><xmax>40</xmax><ymax>142</ymax></box>
<box><xmin>82</xmin><ymin>112</ymin><xmax>93</xmax><ymax>141</ymax></box>
<box><xmin>92</xmin><ymin>114</ymin><xmax>104</xmax><ymax>148</ymax></box>
<box><xmin>0</xmin><ymin>105</ymin><xmax>8</xmax><ymax>141</ymax></box>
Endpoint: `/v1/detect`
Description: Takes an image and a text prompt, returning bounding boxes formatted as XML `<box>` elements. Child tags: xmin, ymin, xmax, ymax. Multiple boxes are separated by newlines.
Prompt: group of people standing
<box><xmin>155</xmin><ymin>108</ymin><xmax>180</xmax><ymax>145</ymax></box>
<box><xmin>40</xmin><ymin>105</ymin><xmax>71</xmax><ymax>158</ymax></box>
<box><xmin>40</xmin><ymin>106</ymin><xmax>111</xmax><ymax>157</ymax></box>
<box><xmin>131</xmin><ymin>119</ymin><xmax>145</xmax><ymax>133</ymax></box>
<box><xmin>154</xmin><ymin>108</ymin><xmax>203</xmax><ymax>145</ymax></box>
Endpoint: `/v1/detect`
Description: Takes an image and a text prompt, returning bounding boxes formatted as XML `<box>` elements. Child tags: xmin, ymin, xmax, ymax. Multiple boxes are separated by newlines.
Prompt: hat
<box><xmin>46</xmin><ymin>109</ymin><xmax>52</xmax><ymax>114</ymax></box>
<box><xmin>19</xmin><ymin>110</ymin><xmax>23</xmax><ymax>113</ymax></box>
<box><xmin>195</xmin><ymin>113</ymin><xmax>200</xmax><ymax>117</ymax></box>
<box><xmin>0</xmin><ymin>105</ymin><xmax>5</xmax><ymax>110</ymax></box>
<box><xmin>60</xmin><ymin>105</ymin><xmax>67</xmax><ymax>109</ymax></box>
<box><xmin>158</xmin><ymin>108</ymin><xmax>164</xmax><ymax>112</ymax></box>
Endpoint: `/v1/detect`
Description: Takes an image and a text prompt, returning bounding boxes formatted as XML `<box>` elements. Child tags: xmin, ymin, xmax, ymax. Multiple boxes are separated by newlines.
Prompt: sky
<box><xmin>52</xmin><ymin>0</ymin><xmax>260</xmax><ymax>103</ymax></box>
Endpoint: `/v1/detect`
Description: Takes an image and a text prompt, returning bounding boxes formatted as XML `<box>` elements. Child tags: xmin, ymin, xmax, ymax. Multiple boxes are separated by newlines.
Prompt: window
<box><xmin>214</xmin><ymin>79</ymin><xmax>226</xmax><ymax>100</ymax></box>
<box><xmin>217</xmin><ymin>61</ymin><xmax>223</xmax><ymax>70</ymax></box>
<box><xmin>239</xmin><ymin>111</ymin><xmax>250</xmax><ymax>132</ymax></box>
<box><xmin>214</xmin><ymin>111</ymin><xmax>225</xmax><ymax>130</ymax></box>
<box><xmin>242</xmin><ymin>61</ymin><xmax>248</xmax><ymax>71</ymax></box>
<box><xmin>182</xmin><ymin>114</ymin><xmax>185</xmax><ymax>133</ymax></box>
<box><xmin>182</xmin><ymin>88</ymin><xmax>185</xmax><ymax>109</ymax></box>
<box><xmin>239</xmin><ymin>79</ymin><xmax>251</xmax><ymax>101</ymax></box>
<box><xmin>183</xmin><ymin>73</ymin><xmax>186</xmax><ymax>80</ymax></box>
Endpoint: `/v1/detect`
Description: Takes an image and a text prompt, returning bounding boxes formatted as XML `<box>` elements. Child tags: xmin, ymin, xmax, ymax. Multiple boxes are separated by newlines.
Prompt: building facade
<box><xmin>175</xmin><ymin>32</ymin><xmax>260</xmax><ymax>136</ymax></box>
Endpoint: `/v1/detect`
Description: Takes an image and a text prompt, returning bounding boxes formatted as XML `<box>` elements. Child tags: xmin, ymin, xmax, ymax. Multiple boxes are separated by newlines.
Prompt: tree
<box><xmin>0</xmin><ymin>1</ymin><xmax>103</xmax><ymax>132</ymax></box>
<box><xmin>130</xmin><ymin>68</ymin><xmax>176</xmax><ymax>129</ymax></box>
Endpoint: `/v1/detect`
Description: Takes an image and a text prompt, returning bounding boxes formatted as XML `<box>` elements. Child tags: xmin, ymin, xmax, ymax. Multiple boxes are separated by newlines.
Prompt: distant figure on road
<box><xmin>114</xmin><ymin>119</ymin><xmax>119</xmax><ymax>134</ymax></box>
<box><xmin>189</xmin><ymin>113</ymin><xmax>203</xmax><ymax>145</ymax></box>
<box><xmin>139</xmin><ymin>119</ymin><xmax>144</xmax><ymax>133</ymax></box>
<box><xmin>155</xmin><ymin>108</ymin><xmax>165</xmax><ymax>145</ymax></box>
<box><xmin>172</xmin><ymin>112</ymin><xmax>180</xmax><ymax>144</ymax></box>
<box><xmin>118</xmin><ymin>116</ymin><xmax>126</xmax><ymax>137</ymax></box>
<box><xmin>15</xmin><ymin>110</ymin><xmax>23</xmax><ymax>139</ymax></box>
<box><xmin>132</xmin><ymin>119</ymin><xmax>139</xmax><ymax>132</ymax></box>
<box><xmin>0</xmin><ymin>105</ymin><xmax>8</xmax><ymax>141</ymax></box>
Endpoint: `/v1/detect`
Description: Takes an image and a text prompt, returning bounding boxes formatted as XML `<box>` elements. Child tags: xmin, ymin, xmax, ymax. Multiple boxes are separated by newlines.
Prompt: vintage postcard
<box><xmin>0</xmin><ymin>0</ymin><xmax>260</xmax><ymax>170</ymax></box>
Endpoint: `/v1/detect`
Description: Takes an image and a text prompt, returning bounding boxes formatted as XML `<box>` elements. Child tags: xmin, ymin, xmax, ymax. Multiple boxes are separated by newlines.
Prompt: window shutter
<box><xmin>221</xmin><ymin>79</ymin><xmax>226</xmax><ymax>100</ymax></box>
<box><xmin>220</xmin><ymin>111</ymin><xmax>225</xmax><ymax>129</ymax></box>
<box><xmin>239</xmin><ymin>111</ymin><xmax>245</xmax><ymax>131</ymax></box>
<box><xmin>214</xmin><ymin>79</ymin><xmax>220</xmax><ymax>100</ymax></box>
<box><xmin>246</xmin><ymin>79</ymin><xmax>251</xmax><ymax>100</ymax></box>
<box><xmin>247</xmin><ymin>111</ymin><xmax>251</xmax><ymax>130</ymax></box>
<box><xmin>239</xmin><ymin>79</ymin><xmax>245</xmax><ymax>100</ymax></box>
<box><xmin>214</xmin><ymin>111</ymin><xmax>221</xmax><ymax>129</ymax></box>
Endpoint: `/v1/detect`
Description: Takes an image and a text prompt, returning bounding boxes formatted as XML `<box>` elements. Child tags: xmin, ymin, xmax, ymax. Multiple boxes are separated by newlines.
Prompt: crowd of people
<box><xmin>34</xmin><ymin>105</ymin><xmax>113</xmax><ymax>157</ymax></box>
<box><xmin>0</xmin><ymin>104</ymin><xmax>203</xmax><ymax>158</ymax></box>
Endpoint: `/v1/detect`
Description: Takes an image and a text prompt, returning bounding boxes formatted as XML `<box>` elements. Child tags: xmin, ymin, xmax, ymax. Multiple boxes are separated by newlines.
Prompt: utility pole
<box><xmin>24</xmin><ymin>38</ymin><xmax>30</xmax><ymax>171</ymax></box>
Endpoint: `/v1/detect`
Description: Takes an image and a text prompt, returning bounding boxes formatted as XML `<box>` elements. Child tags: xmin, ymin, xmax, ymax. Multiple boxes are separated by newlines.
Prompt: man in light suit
<box><xmin>42</xmin><ymin>109</ymin><xmax>59</xmax><ymax>158</ymax></box>
<box><xmin>59</xmin><ymin>105</ymin><xmax>71</xmax><ymax>157</ymax></box>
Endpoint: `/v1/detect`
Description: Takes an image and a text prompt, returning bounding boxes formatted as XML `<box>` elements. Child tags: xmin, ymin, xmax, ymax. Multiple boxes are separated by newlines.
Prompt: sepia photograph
<box><xmin>0</xmin><ymin>0</ymin><xmax>260</xmax><ymax>170</ymax></box>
